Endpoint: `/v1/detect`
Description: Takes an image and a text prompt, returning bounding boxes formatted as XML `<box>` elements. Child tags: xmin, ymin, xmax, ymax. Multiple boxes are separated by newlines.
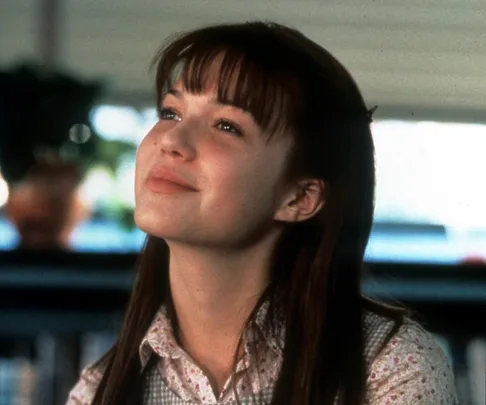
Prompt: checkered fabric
<box><xmin>142</xmin><ymin>310</ymin><xmax>398</xmax><ymax>404</ymax></box>
<box><xmin>143</xmin><ymin>378</ymin><xmax>273</xmax><ymax>405</ymax></box>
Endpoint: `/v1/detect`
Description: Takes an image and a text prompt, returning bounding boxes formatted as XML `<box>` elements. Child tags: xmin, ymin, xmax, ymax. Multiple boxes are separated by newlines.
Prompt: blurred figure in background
<box><xmin>5</xmin><ymin>158</ymin><xmax>88</xmax><ymax>250</ymax></box>
<box><xmin>0</xmin><ymin>63</ymin><xmax>101</xmax><ymax>250</ymax></box>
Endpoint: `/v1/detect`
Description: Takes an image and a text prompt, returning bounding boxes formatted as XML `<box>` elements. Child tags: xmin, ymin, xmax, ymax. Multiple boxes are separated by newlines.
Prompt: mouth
<box><xmin>145</xmin><ymin>166</ymin><xmax>198</xmax><ymax>194</ymax></box>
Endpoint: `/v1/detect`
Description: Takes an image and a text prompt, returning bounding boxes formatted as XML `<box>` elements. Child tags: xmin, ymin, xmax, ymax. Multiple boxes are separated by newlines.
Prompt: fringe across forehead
<box><xmin>152</xmin><ymin>24</ymin><xmax>303</xmax><ymax>137</ymax></box>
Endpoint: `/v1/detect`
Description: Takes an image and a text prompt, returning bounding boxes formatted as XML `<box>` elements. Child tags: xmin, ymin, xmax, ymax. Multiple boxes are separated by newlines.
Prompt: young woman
<box><xmin>67</xmin><ymin>21</ymin><xmax>457</xmax><ymax>405</ymax></box>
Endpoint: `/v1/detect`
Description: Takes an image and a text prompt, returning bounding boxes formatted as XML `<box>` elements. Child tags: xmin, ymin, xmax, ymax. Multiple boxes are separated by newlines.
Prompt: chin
<box><xmin>134</xmin><ymin>208</ymin><xmax>188</xmax><ymax>242</ymax></box>
<box><xmin>135</xmin><ymin>209</ymin><xmax>165</xmax><ymax>236</ymax></box>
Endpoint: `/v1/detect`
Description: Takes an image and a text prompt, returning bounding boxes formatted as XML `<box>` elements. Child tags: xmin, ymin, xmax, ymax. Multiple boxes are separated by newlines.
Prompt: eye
<box><xmin>215</xmin><ymin>119</ymin><xmax>243</xmax><ymax>136</ymax></box>
<box><xmin>158</xmin><ymin>107</ymin><xmax>181</xmax><ymax>121</ymax></box>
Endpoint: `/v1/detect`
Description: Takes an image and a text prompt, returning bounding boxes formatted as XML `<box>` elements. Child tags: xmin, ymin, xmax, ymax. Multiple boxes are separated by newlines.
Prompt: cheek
<box><xmin>209</xmin><ymin>155</ymin><xmax>256</xmax><ymax>190</ymax></box>
<box><xmin>204</xmin><ymin>155</ymin><xmax>282</xmax><ymax>212</ymax></box>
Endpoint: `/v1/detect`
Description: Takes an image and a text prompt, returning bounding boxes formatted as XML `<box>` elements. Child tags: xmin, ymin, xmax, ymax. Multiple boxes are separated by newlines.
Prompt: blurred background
<box><xmin>0</xmin><ymin>0</ymin><xmax>485</xmax><ymax>404</ymax></box>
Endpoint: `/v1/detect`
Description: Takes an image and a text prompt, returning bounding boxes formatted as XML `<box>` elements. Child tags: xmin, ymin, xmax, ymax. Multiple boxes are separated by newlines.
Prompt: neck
<box><xmin>166</xmin><ymin>240</ymin><xmax>276</xmax><ymax>394</ymax></box>
<box><xmin>168</xmin><ymin>242</ymin><xmax>272</xmax><ymax>337</ymax></box>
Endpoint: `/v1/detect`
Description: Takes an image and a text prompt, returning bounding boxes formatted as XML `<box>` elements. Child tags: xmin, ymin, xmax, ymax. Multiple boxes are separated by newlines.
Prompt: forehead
<box><xmin>162</xmin><ymin>53</ymin><xmax>297</xmax><ymax>140</ymax></box>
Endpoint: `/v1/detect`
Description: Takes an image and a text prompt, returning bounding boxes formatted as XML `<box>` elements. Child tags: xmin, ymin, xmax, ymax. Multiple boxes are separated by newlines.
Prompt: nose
<box><xmin>154</xmin><ymin>120</ymin><xmax>197</xmax><ymax>161</ymax></box>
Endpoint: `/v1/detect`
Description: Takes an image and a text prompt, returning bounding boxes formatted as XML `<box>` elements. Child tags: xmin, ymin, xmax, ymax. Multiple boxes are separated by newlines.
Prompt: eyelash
<box><xmin>158</xmin><ymin>107</ymin><xmax>180</xmax><ymax>121</ymax></box>
<box><xmin>158</xmin><ymin>107</ymin><xmax>244</xmax><ymax>137</ymax></box>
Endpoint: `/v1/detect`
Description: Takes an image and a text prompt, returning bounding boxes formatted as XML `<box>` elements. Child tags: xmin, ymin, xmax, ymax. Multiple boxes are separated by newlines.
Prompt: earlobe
<box><xmin>274</xmin><ymin>179</ymin><xmax>326</xmax><ymax>223</ymax></box>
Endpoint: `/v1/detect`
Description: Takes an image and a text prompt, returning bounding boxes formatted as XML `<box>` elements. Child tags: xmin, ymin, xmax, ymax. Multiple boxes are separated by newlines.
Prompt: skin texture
<box><xmin>134</xmin><ymin>78</ymin><xmax>325</xmax><ymax>396</ymax></box>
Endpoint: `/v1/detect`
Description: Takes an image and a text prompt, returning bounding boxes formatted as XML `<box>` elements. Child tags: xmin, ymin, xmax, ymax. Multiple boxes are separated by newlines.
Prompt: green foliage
<box><xmin>93</xmin><ymin>138</ymin><xmax>137</xmax><ymax>176</ymax></box>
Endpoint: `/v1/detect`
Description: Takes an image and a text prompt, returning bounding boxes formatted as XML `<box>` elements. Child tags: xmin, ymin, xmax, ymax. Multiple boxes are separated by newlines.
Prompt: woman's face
<box><xmin>134</xmin><ymin>80</ymin><xmax>294</xmax><ymax>249</ymax></box>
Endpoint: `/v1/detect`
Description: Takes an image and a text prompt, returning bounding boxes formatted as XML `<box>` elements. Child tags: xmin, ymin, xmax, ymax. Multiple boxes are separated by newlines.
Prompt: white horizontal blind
<box><xmin>1</xmin><ymin>0</ymin><xmax>486</xmax><ymax>119</ymax></box>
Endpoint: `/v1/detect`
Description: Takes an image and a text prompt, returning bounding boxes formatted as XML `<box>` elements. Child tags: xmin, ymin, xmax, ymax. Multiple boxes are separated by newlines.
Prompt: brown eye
<box><xmin>158</xmin><ymin>107</ymin><xmax>181</xmax><ymax>121</ymax></box>
<box><xmin>216</xmin><ymin>120</ymin><xmax>243</xmax><ymax>136</ymax></box>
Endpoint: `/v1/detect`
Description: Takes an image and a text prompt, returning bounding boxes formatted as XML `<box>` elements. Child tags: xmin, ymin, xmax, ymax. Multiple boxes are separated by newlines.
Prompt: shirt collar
<box><xmin>139</xmin><ymin>300</ymin><xmax>285</xmax><ymax>370</ymax></box>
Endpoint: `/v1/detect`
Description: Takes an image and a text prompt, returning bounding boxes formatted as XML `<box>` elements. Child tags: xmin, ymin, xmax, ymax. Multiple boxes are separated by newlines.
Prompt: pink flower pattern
<box><xmin>138</xmin><ymin>304</ymin><xmax>282</xmax><ymax>403</ymax></box>
<box><xmin>67</xmin><ymin>307</ymin><xmax>457</xmax><ymax>404</ymax></box>
<box><xmin>365</xmin><ymin>323</ymin><xmax>457</xmax><ymax>404</ymax></box>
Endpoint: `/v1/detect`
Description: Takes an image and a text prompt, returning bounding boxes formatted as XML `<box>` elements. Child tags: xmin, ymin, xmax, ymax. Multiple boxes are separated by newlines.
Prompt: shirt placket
<box><xmin>217</xmin><ymin>350</ymin><xmax>252</xmax><ymax>403</ymax></box>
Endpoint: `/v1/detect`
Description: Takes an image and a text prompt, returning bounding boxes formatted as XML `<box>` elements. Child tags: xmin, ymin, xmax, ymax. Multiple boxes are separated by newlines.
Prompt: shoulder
<box><xmin>65</xmin><ymin>363</ymin><xmax>104</xmax><ymax>405</ymax></box>
<box><xmin>65</xmin><ymin>306</ymin><xmax>166</xmax><ymax>405</ymax></box>
<box><xmin>365</xmin><ymin>317</ymin><xmax>458</xmax><ymax>405</ymax></box>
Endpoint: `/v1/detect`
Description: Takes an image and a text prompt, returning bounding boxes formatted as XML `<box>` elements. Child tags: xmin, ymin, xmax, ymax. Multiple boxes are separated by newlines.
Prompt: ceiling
<box><xmin>1</xmin><ymin>0</ymin><xmax>485</xmax><ymax>122</ymax></box>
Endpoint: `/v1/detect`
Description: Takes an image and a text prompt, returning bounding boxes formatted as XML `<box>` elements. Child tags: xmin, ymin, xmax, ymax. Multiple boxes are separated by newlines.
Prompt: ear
<box><xmin>274</xmin><ymin>178</ymin><xmax>326</xmax><ymax>223</ymax></box>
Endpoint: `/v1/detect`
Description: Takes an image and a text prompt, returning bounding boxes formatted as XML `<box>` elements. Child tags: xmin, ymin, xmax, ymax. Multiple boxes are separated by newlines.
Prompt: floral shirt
<box><xmin>67</xmin><ymin>304</ymin><xmax>457</xmax><ymax>404</ymax></box>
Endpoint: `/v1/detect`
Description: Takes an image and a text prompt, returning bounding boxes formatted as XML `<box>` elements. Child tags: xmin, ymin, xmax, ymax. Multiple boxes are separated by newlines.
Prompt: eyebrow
<box><xmin>166</xmin><ymin>88</ymin><xmax>250</xmax><ymax>113</ymax></box>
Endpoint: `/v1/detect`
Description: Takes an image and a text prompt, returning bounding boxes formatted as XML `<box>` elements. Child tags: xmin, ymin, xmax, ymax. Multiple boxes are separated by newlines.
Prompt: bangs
<box><xmin>152</xmin><ymin>25</ymin><xmax>301</xmax><ymax>136</ymax></box>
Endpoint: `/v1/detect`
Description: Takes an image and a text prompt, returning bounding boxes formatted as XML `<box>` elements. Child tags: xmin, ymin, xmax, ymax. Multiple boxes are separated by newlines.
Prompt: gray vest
<box><xmin>142</xmin><ymin>310</ymin><xmax>399</xmax><ymax>404</ymax></box>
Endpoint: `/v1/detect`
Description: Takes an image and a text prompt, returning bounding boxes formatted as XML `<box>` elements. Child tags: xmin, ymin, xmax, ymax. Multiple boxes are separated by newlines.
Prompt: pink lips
<box><xmin>145</xmin><ymin>166</ymin><xmax>197</xmax><ymax>194</ymax></box>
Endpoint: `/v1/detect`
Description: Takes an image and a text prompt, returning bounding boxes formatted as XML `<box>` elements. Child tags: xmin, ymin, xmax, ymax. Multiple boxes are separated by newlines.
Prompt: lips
<box><xmin>146</xmin><ymin>166</ymin><xmax>198</xmax><ymax>193</ymax></box>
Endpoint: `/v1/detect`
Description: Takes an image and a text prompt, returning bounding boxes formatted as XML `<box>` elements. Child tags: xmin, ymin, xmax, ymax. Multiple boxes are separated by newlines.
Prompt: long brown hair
<box><xmin>91</xmin><ymin>21</ymin><xmax>403</xmax><ymax>405</ymax></box>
